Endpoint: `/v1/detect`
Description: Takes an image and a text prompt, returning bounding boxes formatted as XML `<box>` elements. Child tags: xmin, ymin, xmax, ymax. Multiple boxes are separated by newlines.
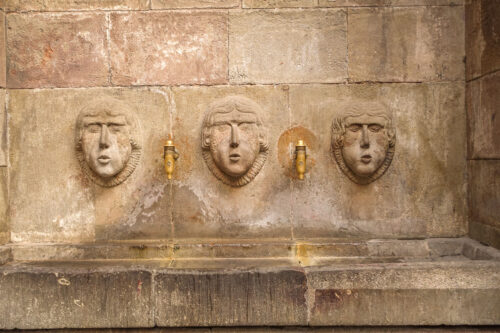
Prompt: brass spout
<box><xmin>295</xmin><ymin>140</ymin><xmax>307</xmax><ymax>180</ymax></box>
<box><xmin>164</xmin><ymin>140</ymin><xmax>179</xmax><ymax>180</ymax></box>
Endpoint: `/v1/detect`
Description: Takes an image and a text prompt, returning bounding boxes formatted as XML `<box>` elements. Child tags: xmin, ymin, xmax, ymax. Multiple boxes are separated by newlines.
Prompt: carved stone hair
<box><xmin>201</xmin><ymin>96</ymin><xmax>269</xmax><ymax>187</ymax></box>
<box><xmin>75</xmin><ymin>98</ymin><xmax>142</xmax><ymax>187</ymax></box>
<box><xmin>331</xmin><ymin>101</ymin><xmax>396</xmax><ymax>185</ymax></box>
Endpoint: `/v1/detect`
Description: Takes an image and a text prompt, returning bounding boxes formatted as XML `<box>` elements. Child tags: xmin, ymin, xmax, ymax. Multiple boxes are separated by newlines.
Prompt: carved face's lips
<box><xmin>229</xmin><ymin>153</ymin><xmax>241</xmax><ymax>162</ymax></box>
<box><xmin>361</xmin><ymin>154</ymin><xmax>372</xmax><ymax>164</ymax></box>
<box><xmin>98</xmin><ymin>155</ymin><xmax>111</xmax><ymax>164</ymax></box>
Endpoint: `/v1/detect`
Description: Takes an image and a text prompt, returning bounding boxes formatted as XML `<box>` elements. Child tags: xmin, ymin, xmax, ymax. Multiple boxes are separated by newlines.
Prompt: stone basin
<box><xmin>0</xmin><ymin>237</ymin><xmax>499</xmax><ymax>329</ymax></box>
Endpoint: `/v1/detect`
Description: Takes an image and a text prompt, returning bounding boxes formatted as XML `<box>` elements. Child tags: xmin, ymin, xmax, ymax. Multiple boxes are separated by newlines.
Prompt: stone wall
<box><xmin>0</xmin><ymin>0</ymin><xmax>468</xmax><ymax>244</ymax></box>
<box><xmin>465</xmin><ymin>0</ymin><xmax>500</xmax><ymax>249</ymax></box>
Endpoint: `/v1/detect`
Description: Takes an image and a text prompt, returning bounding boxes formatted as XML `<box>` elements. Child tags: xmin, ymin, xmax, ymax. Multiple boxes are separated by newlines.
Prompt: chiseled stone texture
<box><xmin>7</xmin><ymin>13</ymin><xmax>109</xmax><ymax>88</ymax></box>
<box><xmin>467</xmin><ymin>71</ymin><xmax>500</xmax><ymax>159</ymax></box>
<box><xmin>348</xmin><ymin>6</ymin><xmax>464</xmax><ymax>82</ymax></box>
<box><xmin>229</xmin><ymin>10</ymin><xmax>347</xmax><ymax>84</ymax></box>
<box><xmin>152</xmin><ymin>0</ymin><xmax>239</xmax><ymax>9</ymax></box>
<box><xmin>0</xmin><ymin>89</ymin><xmax>6</xmax><ymax>166</ymax></box>
<box><xmin>109</xmin><ymin>12</ymin><xmax>228</xmax><ymax>86</ymax></box>
<box><xmin>242</xmin><ymin>0</ymin><xmax>316</xmax><ymax>8</ymax></box>
<box><xmin>0</xmin><ymin>264</ymin><xmax>153</xmax><ymax>329</ymax></box>
<box><xmin>0</xmin><ymin>168</ymin><xmax>8</xmax><ymax>245</ymax></box>
<box><xmin>307</xmin><ymin>262</ymin><xmax>500</xmax><ymax>325</ymax></box>
<box><xmin>465</xmin><ymin>0</ymin><xmax>500</xmax><ymax>80</ymax></box>
<box><xmin>288</xmin><ymin>83</ymin><xmax>466</xmax><ymax>238</ymax></box>
<box><xmin>170</xmin><ymin>85</ymin><xmax>291</xmax><ymax>240</ymax></box>
<box><xmin>468</xmin><ymin>160</ymin><xmax>500</xmax><ymax>249</ymax></box>
<box><xmin>0</xmin><ymin>12</ymin><xmax>5</xmax><ymax>88</ymax></box>
<box><xmin>8</xmin><ymin>88</ymin><xmax>171</xmax><ymax>243</ymax></box>
<box><xmin>319</xmin><ymin>0</ymin><xmax>464</xmax><ymax>6</ymax></box>
<box><xmin>5</xmin><ymin>0</ymin><xmax>149</xmax><ymax>11</ymax></box>
<box><xmin>155</xmin><ymin>268</ymin><xmax>308</xmax><ymax>326</ymax></box>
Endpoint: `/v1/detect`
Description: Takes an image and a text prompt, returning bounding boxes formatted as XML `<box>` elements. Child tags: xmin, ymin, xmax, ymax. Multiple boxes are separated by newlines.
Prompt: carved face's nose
<box><xmin>360</xmin><ymin>125</ymin><xmax>370</xmax><ymax>149</ymax></box>
<box><xmin>230</xmin><ymin>124</ymin><xmax>240</xmax><ymax>148</ymax></box>
<box><xmin>99</xmin><ymin>125</ymin><xmax>111</xmax><ymax>149</ymax></box>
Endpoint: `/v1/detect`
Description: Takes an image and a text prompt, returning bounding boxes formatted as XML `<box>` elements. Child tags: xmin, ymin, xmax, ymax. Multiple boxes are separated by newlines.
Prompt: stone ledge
<box><xmin>0</xmin><ymin>238</ymin><xmax>499</xmax><ymax>329</ymax></box>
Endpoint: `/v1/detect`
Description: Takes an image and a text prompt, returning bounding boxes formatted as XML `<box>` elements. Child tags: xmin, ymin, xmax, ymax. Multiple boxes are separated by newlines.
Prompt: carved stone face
<box><xmin>81</xmin><ymin>112</ymin><xmax>132</xmax><ymax>178</ymax></box>
<box><xmin>332</xmin><ymin>102</ymin><xmax>396</xmax><ymax>185</ymax></box>
<box><xmin>76</xmin><ymin>99</ymin><xmax>141</xmax><ymax>187</ymax></box>
<box><xmin>202</xmin><ymin>96</ymin><xmax>268</xmax><ymax>187</ymax></box>
<box><xmin>342</xmin><ymin>114</ymin><xmax>389</xmax><ymax>178</ymax></box>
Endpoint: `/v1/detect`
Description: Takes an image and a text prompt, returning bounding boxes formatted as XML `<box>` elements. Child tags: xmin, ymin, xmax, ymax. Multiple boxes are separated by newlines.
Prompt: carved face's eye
<box><xmin>86</xmin><ymin>124</ymin><xmax>101</xmax><ymax>133</ymax></box>
<box><xmin>238</xmin><ymin>122</ymin><xmax>255</xmax><ymax>132</ymax></box>
<box><xmin>368</xmin><ymin>124</ymin><xmax>383</xmax><ymax>132</ymax></box>
<box><xmin>108</xmin><ymin>124</ymin><xmax>123</xmax><ymax>133</ymax></box>
<box><xmin>347</xmin><ymin>124</ymin><xmax>362</xmax><ymax>132</ymax></box>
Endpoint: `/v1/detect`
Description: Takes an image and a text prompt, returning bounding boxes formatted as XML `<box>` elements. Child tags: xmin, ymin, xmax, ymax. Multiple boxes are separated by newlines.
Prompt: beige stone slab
<box><xmin>242</xmin><ymin>0</ymin><xmax>316</xmax><ymax>8</ymax></box>
<box><xmin>348</xmin><ymin>6</ymin><xmax>464</xmax><ymax>82</ymax></box>
<box><xmin>8</xmin><ymin>88</ymin><xmax>172</xmax><ymax>243</ymax></box>
<box><xmin>318</xmin><ymin>0</ymin><xmax>464</xmax><ymax>6</ymax></box>
<box><xmin>109</xmin><ymin>11</ymin><xmax>228</xmax><ymax>86</ymax></box>
<box><xmin>465</xmin><ymin>0</ymin><xmax>500</xmax><ymax>80</ymax></box>
<box><xmin>0</xmin><ymin>89</ymin><xmax>6</xmax><ymax>166</ymax></box>
<box><xmin>5</xmin><ymin>0</ymin><xmax>149</xmax><ymax>11</ymax></box>
<box><xmin>152</xmin><ymin>0</ymin><xmax>240</xmax><ymax>9</ymax></box>
<box><xmin>229</xmin><ymin>9</ymin><xmax>347</xmax><ymax>84</ymax></box>
<box><xmin>7</xmin><ymin>13</ymin><xmax>109</xmax><ymax>88</ymax></box>
<box><xmin>469</xmin><ymin>221</ymin><xmax>500</xmax><ymax>250</ymax></box>
<box><xmin>467</xmin><ymin>71</ymin><xmax>500</xmax><ymax>159</ymax></box>
<box><xmin>0</xmin><ymin>12</ymin><xmax>5</xmax><ymax>88</ymax></box>
<box><xmin>0</xmin><ymin>168</ymin><xmax>7</xmax><ymax>245</ymax></box>
<box><xmin>288</xmin><ymin>83</ymin><xmax>466</xmax><ymax>239</ymax></box>
<box><xmin>468</xmin><ymin>160</ymin><xmax>500</xmax><ymax>234</ymax></box>
<box><xmin>170</xmin><ymin>85</ymin><xmax>292</xmax><ymax>240</ymax></box>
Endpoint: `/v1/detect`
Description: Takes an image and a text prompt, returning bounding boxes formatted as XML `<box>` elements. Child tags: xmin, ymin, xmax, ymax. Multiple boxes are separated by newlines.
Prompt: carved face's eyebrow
<box><xmin>211</xmin><ymin>112</ymin><xmax>257</xmax><ymax>125</ymax></box>
<box><xmin>82</xmin><ymin>115</ymin><xmax>127</xmax><ymax>127</ymax></box>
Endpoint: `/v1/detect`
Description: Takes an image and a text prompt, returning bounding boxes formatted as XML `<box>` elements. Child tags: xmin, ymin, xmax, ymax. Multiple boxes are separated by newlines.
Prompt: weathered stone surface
<box><xmin>0</xmin><ymin>12</ymin><xmax>5</xmax><ymax>88</ymax></box>
<box><xmin>0</xmin><ymin>246</ymin><xmax>9</xmax><ymax>265</ymax></box>
<box><xmin>152</xmin><ymin>0</ymin><xmax>239</xmax><ymax>9</ymax></box>
<box><xmin>307</xmin><ymin>262</ymin><xmax>500</xmax><ymax>325</ymax></box>
<box><xmin>243</xmin><ymin>0</ymin><xmax>316</xmax><ymax>8</ymax></box>
<box><xmin>8</xmin><ymin>88</ymin><xmax>171</xmax><ymax>243</ymax></box>
<box><xmin>155</xmin><ymin>268</ymin><xmax>308</xmax><ymax>326</ymax></box>
<box><xmin>7</xmin><ymin>13</ymin><xmax>109</xmax><ymax>88</ymax></box>
<box><xmin>109</xmin><ymin>12</ymin><xmax>228</xmax><ymax>86</ymax></box>
<box><xmin>0</xmin><ymin>168</ymin><xmax>7</xmax><ymax>245</ymax></box>
<box><xmin>0</xmin><ymin>90</ymin><xmax>6</xmax><ymax>166</ymax></box>
<box><xmin>0</xmin><ymin>263</ymin><xmax>153</xmax><ymax>329</ymax></box>
<box><xmin>170</xmin><ymin>85</ymin><xmax>291</xmax><ymax>239</ymax></box>
<box><xmin>468</xmin><ymin>160</ymin><xmax>500</xmax><ymax>249</ymax></box>
<box><xmin>465</xmin><ymin>0</ymin><xmax>500</xmax><ymax>80</ymax></box>
<box><xmin>5</xmin><ymin>0</ymin><xmax>149</xmax><ymax>11</ymax></box>
<box><xmin>319</xmin><ymin>0</ymin><xmax>464</xmax><ymax>6</ymax></box>
<box><xmin>348</xmin><ymin>6</ymin><xmax>464</xmax><ymax>82</ymax></box>
<box><xmin>288</xmin><ymin>83</ymin><xmax>466</xmax><ymax>238</ymax></box>
<box><xmin>229</xmin><ymin>10</ymin><xmax>347</xmax><ymax>84</ymax></box>
<box><xmin>467</xmin><ymin>71</ymin><xmax>500</xmax><ymax>159</ymax></box>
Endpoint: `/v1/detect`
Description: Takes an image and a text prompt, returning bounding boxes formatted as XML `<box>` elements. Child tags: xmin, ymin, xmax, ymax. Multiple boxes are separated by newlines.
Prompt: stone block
<box><xmin>8</xmin><ymin>88</ymin><xmax>171</xmax><ymax>243</ymax></box>
<box><xmin>307</xmin><ymin>262</ymin><xmax>500</xmax><ymax>325</ymax></box>
<box><xmin>155</xmin><ymin>268</ymin><xmax>308</xmax><ymax>326</ymax></box>
<box><xmin>348</xmin><ymin>6</ymin><xmax>464</xmax><ymax>82</ymax></box>
<box><xmin>152</xmin><ymin>0</ymin><xmax>239</xmax><ymax>9</ymax></box>
<box><xmin>468</xmin><ymin>160</ymin><xmax>500</xmax><ymax>248</ymax></box>
<box><xmin>288</xmin><ymin>83</ymin><xmax>466</xmax><ymax>239</ymax></box>
<box><xmin>318</xmin><ymin>0</ymin><xmax>464</xmax><ymax>6</ymax></box>
<box><xmin>5</xmin><ymin>0</ymin><xmax>149</xmax><ymax>11</ymax></box>
<box><xmin>109</xmin><ymin>12</ymin><xmax>228</xmax><ymax>86</ymax></box>
<box><xmin>0</xmin><ymin>263</ymin><xmax>153</xmax><ymax>329</ymax></box>
<box><xmin>170</xmin><ymin>85</ymin><xmax>292</xmax><ymax>240</ymax></box>
<box><xmin>242</xmin><ymin>0</ymin><xmax>316</xmax><ymax>8</ymax></box>
<box><xmin>229</xmin><ymin>10</ymin><xmax>347</xmax><ymax>84</ymax></box>
<box><xmin>0</xmin><ymin>89</ymin><xmax>6</xmax><ymax>166</ymax></box>
<box><xmin>465</xmin><ymin>0</ymin><xmax>500</xmax><ymax>80</ymax></box>
<box><xmin>467</xmin><ymin>71</ymin><xmax>500</xmax><ymax>159</ymax></box>
<box><xmin>0</xmin><ymin>12</ymin><xmax>5</xmax><ymax>88</ymax></box>
<box><xmin>0</xmin><ymin>246</ymin><xmax>9</xmax><ymax>265</ymax></box>
<box><xmin>0</xmin><ymin>168</ymin><xmax>7</xmax><ymax>245</ymax></box>
<box><xmin>7</xmin><ymin>13</ymin><xmax>109</xmax><ymax>88</ymax></box>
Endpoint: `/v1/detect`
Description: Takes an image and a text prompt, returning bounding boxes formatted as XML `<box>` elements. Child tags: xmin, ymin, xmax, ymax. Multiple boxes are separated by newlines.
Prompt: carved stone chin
<box><xmin>75</xmin><ymin>98</ymin><xmax>142</xmax><ymax>187</ymax></box>
<box><xmin>201</xmin><ymin>96</ymin><xmax>269</xmax><ymax>187</ymax></box>
<box><xmin>331</xmin><ymin>102</ymin><xmax>396</xmax><ymax>185</ymax></box>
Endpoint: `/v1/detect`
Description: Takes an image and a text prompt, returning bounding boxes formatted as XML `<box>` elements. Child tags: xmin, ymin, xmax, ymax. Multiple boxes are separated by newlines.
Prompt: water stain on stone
<box><xmin>277</xmin><ymin>126</ymin><xmax>318</xmax><ymax>178</ymax></box>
